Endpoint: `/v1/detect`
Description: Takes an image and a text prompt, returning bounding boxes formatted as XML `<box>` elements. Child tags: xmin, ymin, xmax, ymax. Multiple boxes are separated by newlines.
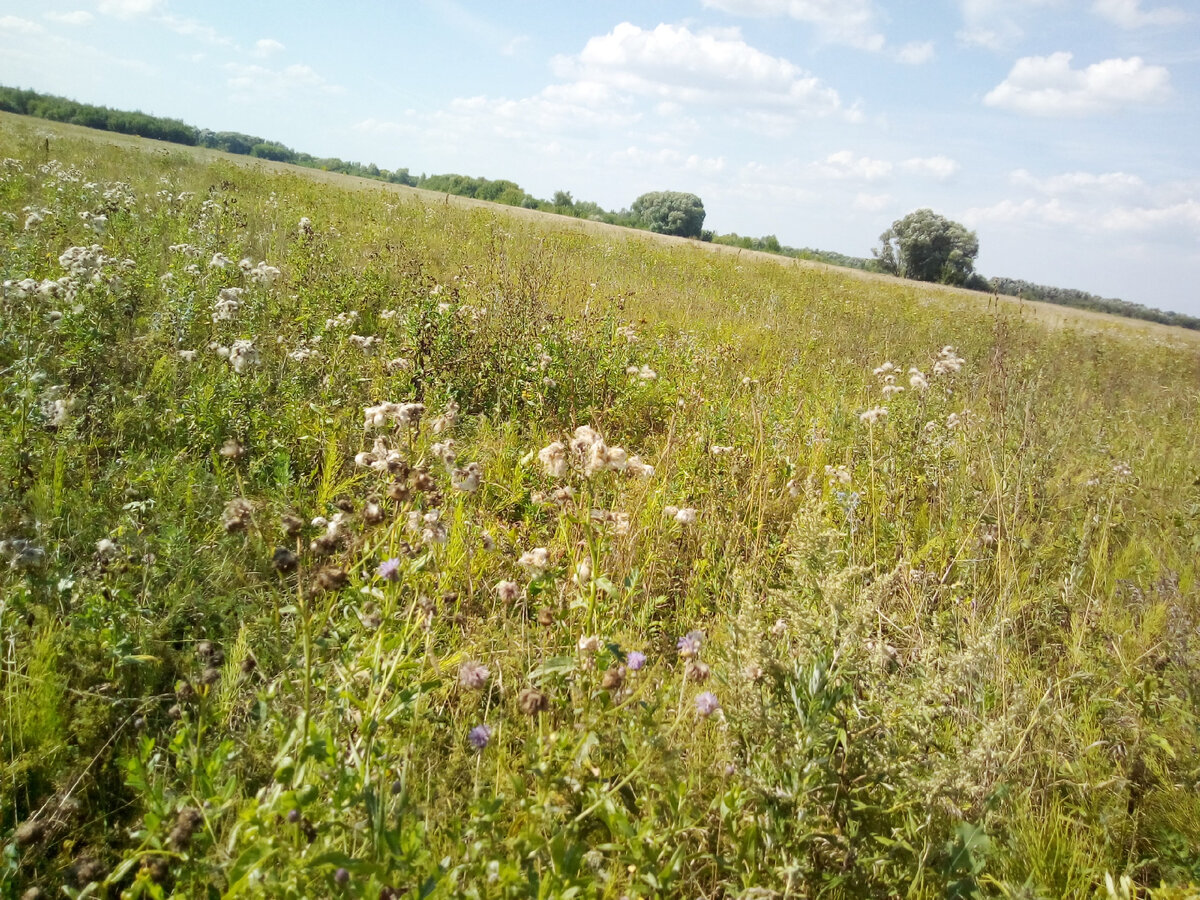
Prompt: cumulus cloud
<box><xmin>1091</xmin><ymin>0</ymin><xmax>1188</xmax><ymax>27</ymax></box>
<box><xmin>226</xmin><ymin>63</ymin><xmax>343</xmax><ymax>103</ymax></box>
<box><xmin>1010</xmin><ymin>169</ymin><xmax>1145</xmax><ymax>194</ymax></box>
<box><xmin>984</xmin><ymin>53</ymin><xmax>1170</xmax><ymax>116</ymax></box>
<box><xmin>45</xmin><ymin>10</ymin><xmax>94</xmax><ymax>25</ymax></box>
<box><xmin>253</xmin><ymin>38</ymin><xmax>285</xmax><ymax>58</ymax></box>
<box><xmin>0</xmin><ymin>15</ymin><xmax>44</xmax><ymax>33</ymax></box>
<box><xmin>813</xmin><ymin>150</ymin><xmax>892</xmax><ymax>181</ymax></box>
<box><xmin>900</xmin><ymin>156</ymin><xmax>960</xmax><ymax>179</ymax></box>
<box><xmin>97</xmin><ymin>0</ymin><xmax>162</xmax><ymax>17</ymax></box>
<box><xmin>956</xmin><ymin>0</ymin><xmax>1060</xmax><ymax>49</ymax></box>
<box><xmin>551</xmin><ymin>22</ymin><xmax>844</xmax><ymax>118</ymax></box>
<box><xmin>610</xmin><ymin>146</ymin><xmax>726</xmax><ymax>175</ymax></box>
<box><xmin>699</xmin><ymin>0</ymin><xmax>885</xmax><ymax>51</ymax></box>
<box><xmin>895</xmin><ymin>41</ymin><xmax>935</xmax><ymax>65</ymax></box>
<box><xmin>853</xmin><ymin>192</ymin><xmax>892</xmax><ymax>212</ymax></box>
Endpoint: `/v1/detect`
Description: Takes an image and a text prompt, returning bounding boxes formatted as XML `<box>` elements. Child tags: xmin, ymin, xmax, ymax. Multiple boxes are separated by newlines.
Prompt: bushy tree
<box><xmin>631</xmin><ymin>191</ymin><xmax>706</xmax><ymax>238</ymax></box>
<box><xmin>874</xmin><ymin>209</ymin><xmax>979</xmax><ymax>286</ymax></box>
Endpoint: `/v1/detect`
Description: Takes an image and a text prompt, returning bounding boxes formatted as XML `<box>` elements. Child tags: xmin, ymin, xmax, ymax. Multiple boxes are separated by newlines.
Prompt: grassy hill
<box><xmin>2</xmin><ymin>114</ymin><xmax>1199</xmax><ymax>898</ymax></box>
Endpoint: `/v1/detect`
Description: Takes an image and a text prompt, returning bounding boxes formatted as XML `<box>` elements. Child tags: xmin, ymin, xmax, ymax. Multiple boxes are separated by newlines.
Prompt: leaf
<box><xmin>528</xmin><ymin>655</ymin><xmax>577</xmax><ymax>683</ymax></box>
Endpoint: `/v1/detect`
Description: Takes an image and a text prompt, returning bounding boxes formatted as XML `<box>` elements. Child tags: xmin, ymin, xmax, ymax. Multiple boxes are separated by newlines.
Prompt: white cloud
<box><xmin>1091</xmin><ymin>0</ymin><xmax>1188</xmax><ymax>28</ymax></box>
<box><xmin>896</xmin><ymin>41</ymin><xmax>934</xmax><ymax>65</ymax></box>
<box><xmin>253</xmin><ymin>38</ymin><xmax>285</xmax><ymax>58</ymax></box>
<box><xmin>157</xmin><ymin>14</ymin><xmax>234</xmax><ymax>47</ymax></box>
<box><xmin>699</xmin><ymin>0</ymin><xmax>885</xmax><ymax>51</ymax></box>
<box><xmin>45</xmin><ymin>10</ymin><xmax>94</xmax><ymax>25</ymax></box>
<box><xmin>984</xmin><ymin>53</ymin><xmax>1170</xmax><ymax>116</ymax></box>
<box><xmin>900</xmin><ymin>156</ymin><xmax>960</xmax><ymax>179</ymax></box>
<box><xmin>610</xmin><ymin>146</ymin><xmax>726</xmax><ymax>175</ymax></box>
<box><xmin>853</xmin><ymin>192</ymin><xmax>892</xmax><ymax>212</ymax></box>
<box><xmin>97</xmin><ymin>0</ymin><xmax>161</xmax><ymax>17</ymax></box>
<box><xmin>500</xmin><ymin>35</ymin><xmax>530</xmax><ymax>56</ymax></box>
<box><xmin>552</xmin><ymin>22</ymin><xmax>844</xmax><ymax>119</ymax></box>
<box><xmin>955</xmin><ymin>0</ymin><xmax>1062</xmax><ymax>49</ymax></box>
<box><xmin>1010</xmin><ymin>169</ymin><xmax>1145</xmax><ymax>194</ymax></box>
<box><xmin>965</xmin><ymin>197</ymin><xmax>1200</xmax><ymax>233</ymax></box>
<box><xmin>0</xmin><ymin>15</ymin><xmax>44</xmax><ymax>33</ymax></box>
<box><xmin>226</xmin><ymin>63</ymin><xmax>343</xmax><ymax>103</ymax></box>
<box><xmin>813</xmin><ymin>150</ymin><xmax>892</xmax><ymax>181</ymax></box>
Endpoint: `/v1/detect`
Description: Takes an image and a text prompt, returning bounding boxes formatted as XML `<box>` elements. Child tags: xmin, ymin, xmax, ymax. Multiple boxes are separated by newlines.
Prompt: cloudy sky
<box><xmin>2</xmin><ymin>1</ymin><xmax>1199</xmax><ymax>314</ymax></box>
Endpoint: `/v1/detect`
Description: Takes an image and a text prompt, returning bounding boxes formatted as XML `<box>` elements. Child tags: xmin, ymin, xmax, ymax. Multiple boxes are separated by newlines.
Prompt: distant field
<box><xmin>2</xmin><ymin>112</ymin><xmax>1199</xmax><ymax>899</ymax></box>
<box><xmin>10</xmin><ymin>111</ymin><xmax>1196</xmax><ymax>346</ymax></box>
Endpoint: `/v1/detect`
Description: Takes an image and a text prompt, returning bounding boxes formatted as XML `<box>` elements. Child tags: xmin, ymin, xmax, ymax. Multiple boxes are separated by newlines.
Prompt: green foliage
<box><xmin>631</xmin><ymin>191</ymin><xmax>706</xmax><ymax>238</ymax></box>
<box><xmin>1</xmin><ymin>113</ymin><xmax>1199</xmax><ymax>900</ymax></box>
<box><xmin>876</xmin><ymin>208</ymin><xmax>980</xmax><ymax>285</ymax></box>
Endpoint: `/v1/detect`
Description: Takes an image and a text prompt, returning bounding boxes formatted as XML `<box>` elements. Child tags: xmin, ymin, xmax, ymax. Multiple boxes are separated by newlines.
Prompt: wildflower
<box><xmin>24</xmin><ymin>209</ymin><xmax>44</xmax><ymax>230</ymax></box>
<box><xmin>334</xmin><ymin>867</ymin><xmax>350</xmax><ymax>887</ymax></box>
<box><xmin>44</xmin><ymin>397</ymin><xmax>71</xmax><ymax>428</ymax></box>
<box><xmin>574</xmin><ymin>557</ymin><xmax>592</xmax><ymax>584</ymax></box>
<box><xmin>537</xmin><ymin>441</ymin><xmax>568</xmax><ymax>478</ymax></box>
<box><xmin>221</xmin><ymin>498</ymin><xmax>254</xmax><ymax>533</ymax></box>
<box><xmin>601</xmin><ymin>667</ymin><xmax>625</xmax><ymax>691</ymax></box>
<box><xmin>298</xmin><ymin>216</ymin><xmax>313</xmax><ymax>235</ymax></box>
<box><xmin>674</xmin><ymin>507</ymin><xmax>698</xmax><ymax>526</ymax></box>
<box><xmin>872</xmin><ymin>361</ymin><xmax>896</xmax><ymax>377</ymax></box>
<box><xmin>459</xmin><ymin>660</ymin><xmax>490</xmax><ymax>690</ymax></box>
<box><xmin>281</xmin><ymin>514</ymin><xmax>304</xmax><ymax>537</ymax></box>
<box><xmin>859</xmin><ymin>406</ymin><xmax>888</xmax><ymax>425</ymax></box>
<box><xmin>518</xmin><ymin>687</ymin><xmax>549</xmax><ymax>715</ymax></box>
<box><xmin>518</xmin><ymin>547</ymin><xmax>550</xmax><ymax>574</ymax></box>
<box><xmin>363</xmin><ymin>401</ymin><xmax>425</xmax><ymax>431</ymax></box>
<box><xmin>314</xmin><ymin>567</ymin><xmax>348</xmax><ymax>592</ymax></box>
<box><xmin>569</xmin><ymin>425</ymin><xmax>602</xmax><ymax>455</ymax></box>
<box><xmin>626</xmin><ymin>364</ymin><xmax>657</xmax><ymax>381</ymax></box>
<box><xmin>824</xmin><ymin>464</ymin><xmax>852</xmax><ymax>485</ymax></box>
<box><xmin>431</xmin><ymin>440</ymin><xmax>456</xmax><ymax>468</ymax></box>
<box><xmin>468</xmin><ymin>724</ymin><xmax>492</xmax><ymax>750</ymax></box>
<box><xmin>178</xmin><ymin>349</ymin><xmax>197</xmax><ymax>362</ymax></box>
<box><xmin>228</xmin><ymin>339</ymin><xmax>260</xmax><ymax>374</ymax></box>
<box><xmin>710</xmin><ymin>445</ymin><xmax>735</xmax><ymax>455</ymax></box>
<box><xmin>95</xmin><ymin>538</ymin><xmax>119</xmax><ymax>559</ymax></box>
<box><xmin>770</xmin><ymin>618</ymin><xmax>788</xmax><ymax>637</ymax></box>
<box><xmin>209</xmin><ymin>252</ymin><xmax>231</xmax><ymax>269</ymax></box>
<box><xmin>626</xmin><ymin>650</ymin><xmax>646</xmax><ymax>671</ymax></box>
<box><xmin>932</xmin><ymin>345</ymin><xmax>965</xmax><ymax>375</ymax></box>
<box><xmin>480</xmin><ymin>531</ymin><xmax>496</xmax><ymax>552</ymax></box>
<box><xmin>946</xmin><ymin>412</ymin><xmax>961</xmax><ymax>429</ymax></box>
<box><xmin>219</xmin><ymin>438</ymin><xmax>245</xmax><ymax>460</ymax></box>
<box><xmin>450</xmin><ymin>461</ymin><xmax>481</xmax><ymax>492</ymax></box>
<box><xmin>363</xmin><ymin>501</ymin><xmax>385</xmax><ymax>525</ymax></box>
<box><xmin>695</xmin><ymin>691</ymin><xmax>721</xmax><ymax>717</ymax></box>
<box><xmin>908</xmin><ymin>368</ymin><xmax>928</xmax><ymax>390</ymax></box>
<box><xmin>247</xmin><ymin>261</ymin><xmax>281</xmax><ymax>285</ymax></box>
<box><xmin>1113</xmin><ymin>461</ymin><xmax>1133</xmax><ymax>479</ymax></box>
<box><xmin>677</xmin><ymin>630</ymin><xmax>703</xmax><ymax>658</ymax></box>
<box><xmin>626</xmin><ymin>455</ymin><xmax>655</xmax><ymax>478</ymax></box>
<box><xmin>421</xmin><ymin>511</ymin><xmax>448</xmax><ymax>545</ymax></box>
<box><xmin>349</xmin><ymin>334</ymin><xmax>379</xmax><ymax>351</ymax></box>
<box><xmin>272</xmin><ymin>547</ymin><xmax>298</xmax><ymax>572</ymax></box>
<box><xmin>431</xmin><ymin>400</ymin><xmax>459</xmax><ymax>434</ymax></box>
<box><xmin>495</xmin><ymin>580</ymin><xmax>521</xmax><ymax>602</ymax></box>
<box><xmin>686</xmin><ymin>660</ymin><xmax>711</xmax><ymax>683</ymax></box>
<box><xmin>882</xmin><ymin>379</ymin><xmax>905</xmax><ymax>399</ymax></box>
<box><xmin>615</xmin><ymin>324</ymin><xmax>638</xmax><ymax>343</ymax></box>
<box><xmin>578</xmin><ymin>634</ymin><xmax>601</xmax><ymax>654</ymax></box>
<box><xmin>378</xmin><ymin>557</ymin><xmax>401</xmax><ymax>580</ymax></box>
<box><xmin>663</xmin><ymin>505</ymin><xmax>679</xmax><ymax>519</ymax></box>
<box><xmin>586</xmin><ymin>441</ymin><xmax>628</xmax><ymax>476</ymax></box>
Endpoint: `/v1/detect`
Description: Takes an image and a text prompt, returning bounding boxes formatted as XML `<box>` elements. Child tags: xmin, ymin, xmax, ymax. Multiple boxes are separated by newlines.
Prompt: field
<box><xmin>2</xmin><ymin>113</ymin><xmax>1199</xmax><ymax>898</ymax></box>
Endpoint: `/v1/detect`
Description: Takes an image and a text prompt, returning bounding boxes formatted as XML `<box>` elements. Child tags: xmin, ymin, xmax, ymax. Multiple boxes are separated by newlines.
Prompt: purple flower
<box><xmin>377</xmin><ymin>557</ymin><xmax>401</xmax><ymax>580</ymax></box>
<box><xmin>334</xmin><ymin>867</ymin><xmax>350</xmax><ymax>886</ymax></box>
<box><xmin>677</xmin><ymin>630</ymin><xmax>704</xmax><ymax>658</ymax></box>
<box><xmin>695</xmin><ymin>691</ymin><xmax>720</xmax><ymax>717</ymax></box>
<box><xmin>458</xmin><ymin>660</ymin><xmax>490</xmax><ymax>690</ymax></box>
<box><xmin>468</xmin><ymin>724</ymin><xmax>492</xmax><ymax>750</ymax></box>
<box><xmin>626</xmin><ymin>650</ymin><xmax>646</xmax><ymax>671</ymax></box>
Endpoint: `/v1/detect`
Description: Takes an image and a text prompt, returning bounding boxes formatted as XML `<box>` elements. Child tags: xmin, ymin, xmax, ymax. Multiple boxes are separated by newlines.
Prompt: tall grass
<box><xmin>1</xmin><ymin>116</ymin><xmax>1198</xmax><ymax>898</ymax></box>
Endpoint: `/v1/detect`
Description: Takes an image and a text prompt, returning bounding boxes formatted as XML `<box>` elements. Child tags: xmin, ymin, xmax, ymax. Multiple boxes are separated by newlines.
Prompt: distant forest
<box><xmin>2</xmin><ymin>85</ymin><xmax>1196</xmax><ymax>331</ymax></box>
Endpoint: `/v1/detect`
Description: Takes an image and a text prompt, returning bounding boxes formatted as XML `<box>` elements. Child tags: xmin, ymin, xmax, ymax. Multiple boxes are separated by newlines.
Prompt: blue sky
<box><xmin>2</xmin><ymin>1</ymin><xmax>1199</xmax><ymax>315</ymax></box>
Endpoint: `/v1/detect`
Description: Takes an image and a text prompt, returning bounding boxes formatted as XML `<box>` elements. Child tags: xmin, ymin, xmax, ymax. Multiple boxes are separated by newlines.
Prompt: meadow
<box><xmin>1</xmin><ymin>114</ymin><xmax>1199</xmax><ymax>899</ymax></box>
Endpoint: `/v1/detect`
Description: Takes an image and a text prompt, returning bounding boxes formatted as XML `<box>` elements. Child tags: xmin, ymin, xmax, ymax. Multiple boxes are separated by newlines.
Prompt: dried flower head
<box><xmin>221</xmin><ymin>498</ymin><xmax>254</xmax><ymax>533</ymax></box>
<box><xmin>518</xmin><ymin>687</ymin><xmax>550</xmax><ymax>715</ymax></box>
<box><xmin>459</xmin><ymin>660</ymin><xmax>490</xmax><ymax>690</ymax></box>
<box><xmin>677</xmin><ymin>630</ymin><xmax>704</xmax><ymax>658</ymax></box>
<box><xmin>537</xmin><ymin>441</ymin><xmax>568</xmax><ymax>478</ymax></box>
<box><xmin>495</xmin><ymin>580</ymin><xmax>521</xmax><ymax>603</ymax></box>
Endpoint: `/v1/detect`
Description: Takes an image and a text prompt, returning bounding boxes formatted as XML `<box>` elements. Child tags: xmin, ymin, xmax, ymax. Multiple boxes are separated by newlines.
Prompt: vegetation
<box><xmin>989</xmin><ymin>276</ymin><xmax>1200</xmax><ymax>331</ymax></box>
<box><xmin>2</xmin><ymin>115</ymin><xmax>1199</xmax><ymax>899</ymax></box>
<box><xmin>875</xmin><ymin>208</ymin><xmax>981</xmax><ymax>287</ymax></box>
<box><xmin>630</xmin><ymin>191</ymin><xmax>706</xmax><ymax>238</ymax></box>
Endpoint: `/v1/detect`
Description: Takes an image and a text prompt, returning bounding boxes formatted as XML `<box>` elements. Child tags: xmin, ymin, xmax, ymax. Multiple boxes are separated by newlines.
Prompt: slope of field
<box><xmin>2</xmin><ymin>114</ymin><xmax>1199</xmax><ymax>898</ymax></box>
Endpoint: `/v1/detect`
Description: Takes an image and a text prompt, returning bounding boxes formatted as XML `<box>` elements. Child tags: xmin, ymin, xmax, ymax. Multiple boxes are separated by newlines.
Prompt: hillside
<box><xmin>2</xmin><ymin>114</ymin><xmax>1199</xmax><ymax>898</ymax></box>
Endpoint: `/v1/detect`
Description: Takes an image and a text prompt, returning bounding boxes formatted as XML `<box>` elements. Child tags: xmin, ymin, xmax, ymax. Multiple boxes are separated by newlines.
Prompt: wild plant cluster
<box><xmin>1</xmin><ymin>119</ymin><xmax>1199</xmax><ymax>899</ymax></box>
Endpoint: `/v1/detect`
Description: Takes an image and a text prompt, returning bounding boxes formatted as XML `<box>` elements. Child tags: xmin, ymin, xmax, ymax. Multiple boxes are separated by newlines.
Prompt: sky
<box><xmin>2</xmin><ymin>1</ymin><xmax>1199</xmax><ymax>315</ymax></box>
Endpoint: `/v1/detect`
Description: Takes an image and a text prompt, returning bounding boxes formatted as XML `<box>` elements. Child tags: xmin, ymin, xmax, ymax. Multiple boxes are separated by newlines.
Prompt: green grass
<box><xmin>1</xmin><ymin>116</ymin><xmax>1199</xmax><ymax>899</ymax></box>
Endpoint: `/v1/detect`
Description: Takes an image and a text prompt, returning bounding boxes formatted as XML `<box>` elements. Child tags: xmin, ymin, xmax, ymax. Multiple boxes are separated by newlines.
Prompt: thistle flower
<box><xmin>537</xmin><ymin>441</ymin><xmax>568</xmax><ymax>478</ymax></box>
<box><xmin>178</xmin><ymin>350</ymin><xmax>198</xmax><ymax>362</ymax></box>
<box><xmin>710</xmin><ymin>445</ymin><xmax>734</xmax><ymax>455</ymax></box>
<box><xmin>872</xmin><ymin>361</ymin><xmax>897</xmax><ymax>377</ymax></box>
<box><xmin>695</xmin><ymin>691</ymin><xmax>720</xmax><ymax>717</ymax></box>
<box><xmin>673</xmin><ymin>507</ymin><xmax>698</xmax><ymax>526</ymax></box>
<box><xmin>626</xmin><ymin>455</ymin><xmax>655</xmax><ymax>478</ymax></box>
<box><xmin>228</xmin><ymin>339</ymin><xmax>260</xmax><ymax>374</ymax></box>
<box><xmin>95</xmin><ymin>538</ymin><xmax>119</xmax><ymax>559</ymax></box>
<box><xmin>221</xmin><ymin>498</ymin><xmax>253</xmax><ymax>533</ymax></box>
<box><xmin>378</xmin><ymin>557</ymin><xmax>401</xmax><ymax>580</ymax></box>
<box><xmin>518</xmin><ymin>687</ymin><xmax>549</xmax><ymax>715</ymax></box>
<box><xmin>586</xmin><ymin>441</ymin><xmax>628</xmax><ymax>476</ymax></box>
<box><xmin>431</xmin><ymin>440</ymin><xmax>457</xmax><ymax>469</ymax></box>
<box><xmin>932</xmin><ymin>346</ymin><xmax>965</xmax><ymax>375</ymax></box>
<box><xmin>431</xmin><ymin>400</ymin><xmax>459</xmax><ymax>434</ymax></box>
<box><xmin>686</xmin><ymin>660</ymin><xmax>711</xmax><ymax>683</ymax></box>
<box><xmin>677</xmin><ymin>630</ymin><xmax>703</xmax><ymax>658</ymax></box>
<box><xmin>570</xmin><ymin>425</ymin><xmax>602</xmax><ymax>455</ymax></box>
<box><xmin>577</xmin><ymin>634</ymin><xmax>601</xmax><ymax>654</ymax></box>
<box><xmin>908</xmin><ymin>368</ymin><xmax>928</xmax><ymax>390</ymax></box>
<box><xmin>859</xmin><ymin>406</ymin><xmax>888</xmax><ymax>425</ymax></box>
<box><xmin>626</xmin><ymin>650</ymin><xmax>646</xmax><ymax>671</ymax></box>
<box><xmin>459</xmin><ymin>660</ymin><xmax>490</xmax><ymax>690</ymax></box>
<box><xmin>209</xmin><ymin>253</ymin><xmax>231</xmax><ymax>269</ymax></box>
<box><xmin>615</xmin><ymin>324</ymin><xmax>639</xmax><ymax>343</ymax></box>
<box><xmin>349</xmin><ymin>334</ymin><xmax>379</xmax><ymax>351</ymax></box>
<box><xmin>518</xmin><ymin>547</ymin><xmax>550</xmax><ymax>574</ymax></box>
<box><xmin>495</xmin><ymin>580</ymin><xmax>521</xmax><ymax>602</ymax></box>
<box><xmin>219</xmin><ymin>438</ymin><xmax>245</xmax><ymax>460</ymax></box>
<box><xmin>824</xmin><ymin>464</ymin><xmax>852</xmax><ymax>485</ymax></box>
<box><xmin>247</xmin><ymin>261</ymin><xmax>281</xmax><ymax>285</ymax></box>
<box><xmin>468</xmin><ymin>724</ymin><xmax>492</xmax><ymax>750</ymax></box>
<box><xmin>363</xmin><ymin>401</ymin><xmax>425</xmax><ymax>431</ymax></box>
<box><xmin>452</xmin><ymin>463</ymin><xmax>482</xmax><ymax>492</ymax></box>
<box><xmin>298</xmin><ymin>216</ymin><xmax>313</xmax><ymax>235</ymax></box>
<box><xmin>946</xmin><ymin>412</ymin><xmax>961</xmax><ymax>429</ymax></box>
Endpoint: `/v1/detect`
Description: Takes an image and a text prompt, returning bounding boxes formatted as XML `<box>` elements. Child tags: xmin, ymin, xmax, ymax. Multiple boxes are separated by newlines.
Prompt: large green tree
<box><xmin>631</xmin><ymin>191</ymin><xmax>706</xmax><ymax>238</ymax></box>
<box><xmin>874</xmin><ymin>209</ymin><xmax>980</xmax><ymax>286</ymax></box>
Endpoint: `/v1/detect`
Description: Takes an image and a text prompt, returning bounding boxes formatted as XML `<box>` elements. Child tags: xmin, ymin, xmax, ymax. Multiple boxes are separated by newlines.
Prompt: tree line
<box><xmin>3</xmin><ymin>84</ymin><xmax>1194</xmax><ymax>330</ymax></box>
